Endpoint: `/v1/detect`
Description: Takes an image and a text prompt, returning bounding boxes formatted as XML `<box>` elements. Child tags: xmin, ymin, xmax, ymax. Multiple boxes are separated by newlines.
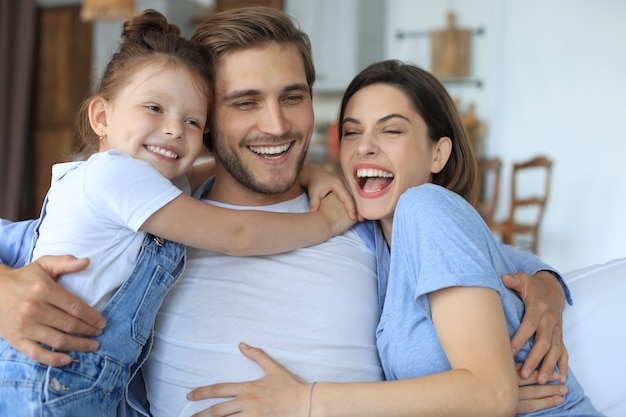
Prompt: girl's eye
<box><xmin>185</xmin><ymin>119</ymin><xmax>202</xmax><ymax>128</ymax></box>
<box><xmin>146</xmin><ymin>105</ymin><xmax>162</xmax><ymax>112</ymax></box>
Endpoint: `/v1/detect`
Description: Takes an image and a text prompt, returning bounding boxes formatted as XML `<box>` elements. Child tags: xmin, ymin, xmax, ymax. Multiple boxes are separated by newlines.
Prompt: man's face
<box><xmin>210</xmin><ymin>43</ymin><xmax>314</xmax><ymax>203</ymax></box>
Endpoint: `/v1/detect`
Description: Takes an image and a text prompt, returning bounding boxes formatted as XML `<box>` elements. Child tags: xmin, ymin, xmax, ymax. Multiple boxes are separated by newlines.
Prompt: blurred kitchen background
<box><xmin>2</xmin><ymin>0</ymin><xmax>624</xmax><ymax>273</ymax></box>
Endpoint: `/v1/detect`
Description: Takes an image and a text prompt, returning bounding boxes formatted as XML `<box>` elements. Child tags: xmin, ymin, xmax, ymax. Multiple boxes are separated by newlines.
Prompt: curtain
<box><xmin>0</xmin><ymin>0</ymin><xmax>37</xmax><ymax>220</ymax></box>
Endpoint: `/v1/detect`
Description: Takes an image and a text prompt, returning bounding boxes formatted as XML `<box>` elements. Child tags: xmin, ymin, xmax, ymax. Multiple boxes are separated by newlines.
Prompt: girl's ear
<box><xmin>431</xmin><ymin>136</ymin><xmax>452</xmax><ymax>174</ymax></box>
<box><xmin>88</xmin><ymin>96</ymin><xmax>109</xmax><ymax>138</ymax></box>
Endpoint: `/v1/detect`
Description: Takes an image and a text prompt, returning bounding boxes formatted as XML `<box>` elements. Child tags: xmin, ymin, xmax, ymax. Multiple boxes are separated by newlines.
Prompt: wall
<box><xmin>39</xmin><ymin>0</ymin><xmax>625</xmax><ymax>273</ymax></box>
<box><xmin>386</xmin><ymin>0</ymin><xmax>626</xmax><ymax>273</ymax></box>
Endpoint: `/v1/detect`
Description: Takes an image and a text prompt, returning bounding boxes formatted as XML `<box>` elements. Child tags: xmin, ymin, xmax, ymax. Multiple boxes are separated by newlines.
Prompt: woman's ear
<box><xmin>431</xmin><ymin>136</ymin><xmax>452</xmax><ymax>174</ymax></box>
<box><xmin>88</xmin><ymin>96</ymin><xmax>109</xmax><ymax>138</ymax></box>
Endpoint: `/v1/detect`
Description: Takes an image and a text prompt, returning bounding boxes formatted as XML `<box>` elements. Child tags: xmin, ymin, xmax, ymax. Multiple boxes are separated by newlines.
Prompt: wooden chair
<box><xmin>491</xmin><ymin>155</ymin><xmax>553</xmax><ymax>254</ymax></box>
<box><xmin>474</xmin><ymin>157</ymin><xmax>502</xmax><ymax>228</ymax></box>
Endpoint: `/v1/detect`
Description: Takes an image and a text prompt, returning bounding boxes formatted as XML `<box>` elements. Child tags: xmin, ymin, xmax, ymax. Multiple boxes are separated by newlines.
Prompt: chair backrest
<box><xmin>505</xmin><ymin>155</ymin><xmax>553</xmax><ymax>253</ymax></box>
<box><xmin>474</xmin><ymin>157</ymin><xmax>502</xmax><ymax>228</ymax></box>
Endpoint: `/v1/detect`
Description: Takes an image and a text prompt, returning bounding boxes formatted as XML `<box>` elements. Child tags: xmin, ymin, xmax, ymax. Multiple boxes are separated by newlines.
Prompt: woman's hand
<box><xmin>502</xmin><ymin>271</ymin><xmax>568</xmax><ymax>383</ymax></box>
<box><xmin>187</xmin><ymin>343</ymin><xmax>310</xmax><ymax>417</ymax></box>
<box><xmin>0</xmin><ymin>256</ymin><xmax>104</xmax><ymax>366</ymax></box>
<box><xmin>516</xmin><ymin>364</ymin><xmax>567</xmax><ymax>414</ymax></box>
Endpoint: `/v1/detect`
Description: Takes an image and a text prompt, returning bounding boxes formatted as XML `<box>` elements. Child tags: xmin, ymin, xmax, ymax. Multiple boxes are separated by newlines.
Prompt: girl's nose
<box><xmin>164</xmin><ymin>118</ymin><xmax>183</xmax><ymax>139</ymax></box>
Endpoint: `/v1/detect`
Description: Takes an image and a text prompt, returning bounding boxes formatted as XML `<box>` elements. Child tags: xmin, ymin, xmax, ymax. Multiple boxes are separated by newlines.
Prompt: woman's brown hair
<box><xmin>338</xmin><ymin>60</ymin><xmax>479</xmax><ymax>204</ymax></box>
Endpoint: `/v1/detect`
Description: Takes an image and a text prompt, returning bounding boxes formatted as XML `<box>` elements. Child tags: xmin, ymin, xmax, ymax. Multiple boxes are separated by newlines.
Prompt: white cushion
<box><xmin>563</xmin><ymin>257</ymin><xmax>626</xmax><ymax>417</ymax></box>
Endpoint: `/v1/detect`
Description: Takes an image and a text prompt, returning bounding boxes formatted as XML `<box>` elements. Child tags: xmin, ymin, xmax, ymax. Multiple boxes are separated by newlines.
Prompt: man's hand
<box><xmin>0</xmin><ymin>256</ymin><xmax>105</xmax><ymax>366</ymax></box>
<box><xmin>502</xmin><ymin>271</ymin><xmax>568</xmax><ymax>384</ymax></box>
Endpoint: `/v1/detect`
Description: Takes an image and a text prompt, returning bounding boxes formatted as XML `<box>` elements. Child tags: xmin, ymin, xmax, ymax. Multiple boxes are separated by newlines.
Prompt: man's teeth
<box><xmin>146</xmin><ymin>145</ymin><xmax>179</xmax><ymax>159</ymax></box>
<box><xmin>249</xmin><ymin>144</ymin><xmax>291</xmax><ymax>155</ymax></box>
<box><xmin>356</xmin><ymin>168</ymin><xmax>394</xmax><ymax>179</ymax></box>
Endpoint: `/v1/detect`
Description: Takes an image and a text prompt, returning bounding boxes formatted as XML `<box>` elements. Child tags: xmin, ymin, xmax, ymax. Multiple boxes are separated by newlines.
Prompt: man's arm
<box><xmin>500</xmin><ymin>243</ymin><xmax>570</xmax><ymax>384</ymax></box>
<box><xmin>0</xmin><ymin>219</ymin><xmax>105</xmax><ymax>367</ymax></box>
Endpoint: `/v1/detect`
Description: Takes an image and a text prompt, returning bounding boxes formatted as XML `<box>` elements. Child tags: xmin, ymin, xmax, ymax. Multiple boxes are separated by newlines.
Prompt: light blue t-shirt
<box><xmin>376</xmin><ymin>184</ymin><xmax>601</xmax><ymax>416</ymax></box>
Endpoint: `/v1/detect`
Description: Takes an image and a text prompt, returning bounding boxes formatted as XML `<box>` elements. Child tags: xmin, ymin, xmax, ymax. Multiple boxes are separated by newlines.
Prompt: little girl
<box><xmin>0</xmin><ymin>10</ymin><xmax>353</xmax><ymax>416</ymax></box>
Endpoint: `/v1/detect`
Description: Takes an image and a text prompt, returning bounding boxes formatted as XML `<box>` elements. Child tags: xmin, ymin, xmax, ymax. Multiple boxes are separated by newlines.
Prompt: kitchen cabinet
<box><xmin>285</xmin><ymin>0</ymin><xmax>385</xmax><ymax>92</ymax></box>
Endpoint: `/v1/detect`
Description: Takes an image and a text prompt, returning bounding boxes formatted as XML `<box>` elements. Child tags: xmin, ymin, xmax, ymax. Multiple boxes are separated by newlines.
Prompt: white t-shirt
<box><xmin>143</xmin><ymin>192</ymin><xmax>383</xmax><ymax>417</ymax></box>
<box><xmin>32</xmin><ymin>150</ymin><xmax>183</xmax><ymax>310</ymax></box>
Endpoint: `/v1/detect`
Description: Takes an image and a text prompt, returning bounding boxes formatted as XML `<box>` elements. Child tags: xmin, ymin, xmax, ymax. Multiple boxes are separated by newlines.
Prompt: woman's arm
<box><xmin>188</xmin><ymin>342</ymin><xmax>565</xmax><ymax>417</ymax></box>
<box><xmin>189</xmin><ymin>287</ymin><xmax>518</xmax><ymax>417</ymax></box>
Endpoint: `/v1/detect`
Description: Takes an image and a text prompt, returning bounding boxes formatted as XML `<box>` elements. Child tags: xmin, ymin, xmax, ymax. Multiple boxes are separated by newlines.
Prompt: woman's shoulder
<box><xmin>398</xmin><ymin>184</ymin><xmax>469</xmax><ymax>213</ymax></box>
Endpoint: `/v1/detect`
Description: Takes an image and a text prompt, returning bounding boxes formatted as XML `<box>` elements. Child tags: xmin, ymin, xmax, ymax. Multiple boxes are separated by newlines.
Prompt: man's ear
<box><xmin>431</xmin><ymin>136</ymin><xmax>452</xmax><ymax>174</ymax></box>
<box><xmin>88</xmin><ymin>96</ymin><xmax>109</xmax><ymax>137</ymax></box>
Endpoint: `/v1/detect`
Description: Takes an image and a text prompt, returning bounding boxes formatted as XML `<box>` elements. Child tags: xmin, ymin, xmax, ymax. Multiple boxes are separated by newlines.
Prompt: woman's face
<box><xmin>339</xmin><ymin>83</ymin><xmax>448</xmax><ymax>237</ymax></box>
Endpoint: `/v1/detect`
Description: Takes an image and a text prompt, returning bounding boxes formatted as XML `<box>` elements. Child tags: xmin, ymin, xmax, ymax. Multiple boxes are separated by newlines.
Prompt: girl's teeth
<box><xmin>146</xmin><ymin>145</ymin><xmax>178</xmax><ymax>159</ymax></box>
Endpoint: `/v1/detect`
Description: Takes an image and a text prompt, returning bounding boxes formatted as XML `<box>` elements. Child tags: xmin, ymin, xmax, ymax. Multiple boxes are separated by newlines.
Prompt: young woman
<box><xmin>188</xmin><ymin>60</ymin><xmax>602</xmax><ymax>417</ymax></box>
<box><xmin>0</xmin><ymin>10</ymin><xmax>354</xmax><ymax>416</ymax></box>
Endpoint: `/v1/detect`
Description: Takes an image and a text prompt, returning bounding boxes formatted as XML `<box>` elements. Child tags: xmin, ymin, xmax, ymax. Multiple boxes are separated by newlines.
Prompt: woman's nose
<box><xmin>357</xmin><ymin>132</ymin><xmax>377</xmax><ymax>156</ymax></box>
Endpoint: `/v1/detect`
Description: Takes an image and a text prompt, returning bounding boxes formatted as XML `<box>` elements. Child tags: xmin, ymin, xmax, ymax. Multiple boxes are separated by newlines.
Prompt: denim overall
<box><xmin>0</xmin><ymin>166</ymin><xmax>186</xmax><ymax>416</ymax></box>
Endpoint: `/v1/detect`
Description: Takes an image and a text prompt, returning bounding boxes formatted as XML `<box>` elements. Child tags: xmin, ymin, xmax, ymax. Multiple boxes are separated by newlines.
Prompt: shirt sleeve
<box><xmin>392</xmin><ymin>184</ymin><xmax>516</xmax><ymax>309</ymax></box>
<box><xmin>82</xmin><ymin>151</ymin><xmax>183</xmax><ymax>232</ymax></box>
<box><xmin>0</xmin><ymin>218</ymin><xmax>38</xmax><ymax>268</ymax></box>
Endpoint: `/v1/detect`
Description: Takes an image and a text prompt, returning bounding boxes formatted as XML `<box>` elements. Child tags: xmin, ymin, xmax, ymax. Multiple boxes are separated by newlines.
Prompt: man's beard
<box><xmin>214</xmin><ymin>135</ymin><xmax>309</xmax><ymax>195</ymax></box>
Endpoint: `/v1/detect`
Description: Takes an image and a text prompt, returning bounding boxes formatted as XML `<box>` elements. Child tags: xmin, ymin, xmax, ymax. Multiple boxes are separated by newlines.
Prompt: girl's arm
<box><xmin>298</xmin><ymin>164</ymin><xmax>358</xmax><ymax>221</ymax></box>
<box><xmin>187</xmin><ymin>161</ymin><xmax>359</xmax><ymax>220</ymax></box>
<box><xmin>188</xmin><ymin>287</ymin><xmax>518</xmax><ymax>417</ymax></box>
<box><xmin>141</xmin><ymin>191</ymin><xmax>354</xmax><ymax>256</ymax></box>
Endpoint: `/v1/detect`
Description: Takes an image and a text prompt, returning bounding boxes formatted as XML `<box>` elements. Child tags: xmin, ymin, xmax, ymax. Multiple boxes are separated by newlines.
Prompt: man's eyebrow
<box><xmin>222</xmin><ymin>89</ymin><xmax>262</xmax><ymax>101</ymax></box>
<box><xmin>221</xmin><ymin>83</ymin><xmax>309</xmax><ymax>102</ymax></box>
<box><xmin>282</xmin><ymin>83</ymin><xmax>309</xmax><ymax>93</ymax></box>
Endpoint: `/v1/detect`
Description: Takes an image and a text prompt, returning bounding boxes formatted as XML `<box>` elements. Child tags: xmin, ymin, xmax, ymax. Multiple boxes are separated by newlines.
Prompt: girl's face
<box><xmin>93</xmin><ymin>64</ymin><xmax>208</xmax><ymax>179</ymax></box>
<box><xmin>339</xmin><ymin>83</ymin><xmax>449</xmax><ymax>239</ymax></box>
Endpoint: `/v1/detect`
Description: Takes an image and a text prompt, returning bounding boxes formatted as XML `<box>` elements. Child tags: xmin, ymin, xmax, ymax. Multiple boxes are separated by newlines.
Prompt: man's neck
<box><xmin>204</xmin><ymin>171</ymin><xmax>303</xmax><ymax>207</ymax></box>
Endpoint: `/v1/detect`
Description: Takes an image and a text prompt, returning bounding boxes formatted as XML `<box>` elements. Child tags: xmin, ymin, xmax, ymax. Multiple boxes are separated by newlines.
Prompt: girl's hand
<box><xmin>187</xmin><ymin>343</ymin><xmax>310</xmax><ymax>417</ymax></box>
<box><xmin>299</xmin><ymin>164</ymin><xmax>359</xmax><ymax>221</ymax></box>
<box><xmin>516</xmin><ymin>364</ymin><xmax>567</xmax><ymax>414</ymax></box>
<box><xmin>319</xmin><ymin>192</ymin><xmax>357</xmax><ymax>236</ymax></box>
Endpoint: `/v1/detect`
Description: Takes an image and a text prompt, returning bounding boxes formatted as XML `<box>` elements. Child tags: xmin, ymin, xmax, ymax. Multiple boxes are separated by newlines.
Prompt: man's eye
<box><xmin>234</xmin><ymin>100</ymin><xmax>254</xmax><ymax>109</ymax></box>
<box><xmin>284</xmin><ymin>94</ymin><xmax>303</xmax><ymax>103</ymax></box>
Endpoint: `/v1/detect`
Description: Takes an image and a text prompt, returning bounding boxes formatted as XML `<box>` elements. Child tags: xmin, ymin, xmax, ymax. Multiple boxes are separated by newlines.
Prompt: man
<box><xmin>0</xmin><ymin>7</ymin><xmax>569</xmax><ymax>416</ymax></box>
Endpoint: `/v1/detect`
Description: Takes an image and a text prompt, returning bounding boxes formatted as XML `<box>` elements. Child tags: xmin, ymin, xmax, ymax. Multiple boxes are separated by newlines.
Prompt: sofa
<box><xmin>563</xmin><ymin>257</ymin><xmax>626</xmax><ymax>417</ymax></box>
